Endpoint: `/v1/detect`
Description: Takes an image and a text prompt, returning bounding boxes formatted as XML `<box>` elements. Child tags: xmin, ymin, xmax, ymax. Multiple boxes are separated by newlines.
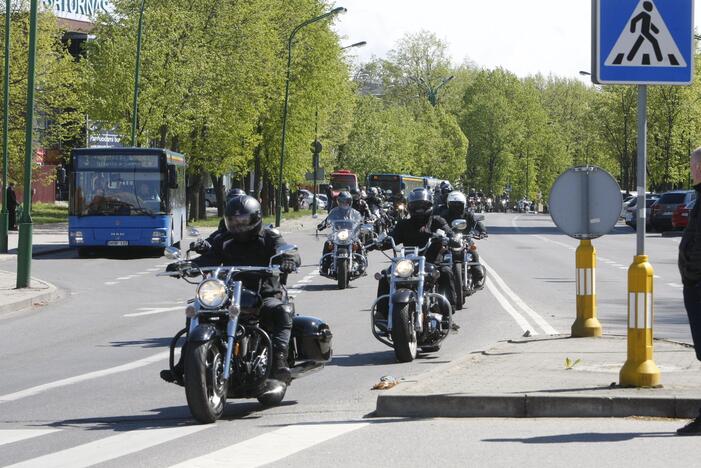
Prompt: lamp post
<box><xmin>275</xmin><ymin>6</ymin><xmax>347</xmax><ymax>227</ymax></box>
<box><xmin>16</xmin><ymin>0</ymin><xmax>38</xmax><ymax>288</ymax></box>
<box><xmin>130</xmin><ymin>0</ymin><xmax>146</xmax><ymax>147</ymax></box>
<box><xmin>341</xmin><ymin>40</ymin><xmax>366</xmax><ymax>50</ymax></box>
<box><xmin>0</xmin><ymin>0</ymin><xmax>11</xmax><ymax>253</ymax></box>
<box><xmin>426</xmin><ymin>75</ymin><xmax>454</xmax><ymax>106</ymax></box>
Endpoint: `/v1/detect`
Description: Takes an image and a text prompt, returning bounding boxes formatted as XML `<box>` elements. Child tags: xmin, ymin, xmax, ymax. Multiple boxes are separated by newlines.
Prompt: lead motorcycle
<box><xmin>318</xmin><ymin>216</ymin><xmax>373</xmax><ymax>289</ymax></box>
<box><xmin>370</xmin><ymin>233</ymin><xmax>453</xmax><ymax>362</ymax></box>
<box><xmin>447</xmin><ymin>218</ymin><xmax>487</xmax><ymax>310</ymax></box>
<box><xmin>160</xmin><ymin>243</ymin><xmax>333</xmax><ymax>423</ymax></box>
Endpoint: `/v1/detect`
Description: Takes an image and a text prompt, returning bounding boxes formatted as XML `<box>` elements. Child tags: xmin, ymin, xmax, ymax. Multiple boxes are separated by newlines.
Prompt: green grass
<box><xmin>30</xmin><ymin>203</ymin><xmax>68</xmax><ymax>224</ymax></box>
<box><xmin>188</xmin><ymin>209</ymin><xmax>315</xmax><ymax>228</ymax></box>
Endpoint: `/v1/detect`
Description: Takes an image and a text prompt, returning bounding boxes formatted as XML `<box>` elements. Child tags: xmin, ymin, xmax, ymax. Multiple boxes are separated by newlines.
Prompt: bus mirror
<box><xmin>167</xmin><ymin>165</ymin><xmax>178</xmax><ymax>189</ymax></box>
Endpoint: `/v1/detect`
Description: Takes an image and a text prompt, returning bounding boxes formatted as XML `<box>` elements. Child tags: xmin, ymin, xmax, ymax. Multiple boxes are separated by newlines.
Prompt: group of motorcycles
<box><xmin>158</xmin><ymin>188</ymin><xmax>487</xmax><ymax>423</ymax></box>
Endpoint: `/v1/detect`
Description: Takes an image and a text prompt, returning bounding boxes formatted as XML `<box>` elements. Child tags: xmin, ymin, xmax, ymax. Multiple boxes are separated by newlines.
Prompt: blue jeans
<box><xmin>683</xmin><ymin>282</ymin><xmax>701</xmax><ymax>361</ymax></box>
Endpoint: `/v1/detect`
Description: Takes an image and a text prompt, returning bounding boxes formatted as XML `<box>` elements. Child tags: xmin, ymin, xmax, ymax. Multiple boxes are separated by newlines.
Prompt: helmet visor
<box><xmin>409</xmin><ymin>202</ymin><xmax>433</xmax><ymax>217</ymax></box>
<box><xmin>225</xmin><ymin>214</ymin><xmax>256</xmax><ymax>234</ymax></box>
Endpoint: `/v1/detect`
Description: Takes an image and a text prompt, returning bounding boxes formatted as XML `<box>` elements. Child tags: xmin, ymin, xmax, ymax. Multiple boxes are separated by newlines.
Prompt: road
<box><xmin>0</xmin><ymin>213</ymin><xmax>696</xmax><ymax>467</ymax></box>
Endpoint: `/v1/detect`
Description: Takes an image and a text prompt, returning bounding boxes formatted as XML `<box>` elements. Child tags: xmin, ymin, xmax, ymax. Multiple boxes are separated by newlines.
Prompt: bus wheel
<box><xmin>77</xmin><ymin>247</ymin><xmax>91</xmax><ymax>258</ymax></box>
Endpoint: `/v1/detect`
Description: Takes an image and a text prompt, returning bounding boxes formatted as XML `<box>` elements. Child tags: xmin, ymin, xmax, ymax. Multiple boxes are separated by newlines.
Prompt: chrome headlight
<box><xmin>336</xmin><ymin>229</ymin><xmax>350</xmax><ymax>241</ymax></box>
<box><xmin>196</xmin><ymin>279</ymin><xmax>227</xmax><ymax>309</ymax></box>
<box><xmin>394</xmin><ymin>259</ymin><xmax>414</xmax><ymax>278</ymax></box>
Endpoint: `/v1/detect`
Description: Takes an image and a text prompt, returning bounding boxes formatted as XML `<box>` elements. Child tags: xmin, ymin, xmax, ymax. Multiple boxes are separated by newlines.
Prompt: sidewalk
<box><xmin>375</xmin><ymin>335</ymin><xmax>701</xmax><ymax>419</ymax></box>
<box><xmin>0</xmin><ymin>223</ymin><xmax>71</xmax><ymax>263</ymax></box>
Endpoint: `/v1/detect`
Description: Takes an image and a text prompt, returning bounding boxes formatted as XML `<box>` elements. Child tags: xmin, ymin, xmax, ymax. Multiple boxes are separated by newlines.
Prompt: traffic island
<box><xmin>374</xmin><ymin>335</ymin><xmax>701</xmax><ymax>419</ymax></box>
<box><xmin>0</xmin><ymin>269</ymin><xmax>62</xmax><ymax>315</ymax></box>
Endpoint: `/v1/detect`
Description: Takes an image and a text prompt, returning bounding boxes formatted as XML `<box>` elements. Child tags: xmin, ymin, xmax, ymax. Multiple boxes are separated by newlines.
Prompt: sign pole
<box><xmin>573</xmin><ymin>239</ymin><xmax>602</xmax><ymax>337</ymax></box>
<box><xmin>620</xmin><ymin>84</ymin><xmax>660</xmax><ymax>387</ymax></box>
<box><xmin>16</xmin><ymin>0</ymin><xmax>39</xmax><ymax>288</ymax></box>
<box><xmin>0</xmin><ymin>0</ymin><xmax>11</xmax><ymax>254</ymax></box>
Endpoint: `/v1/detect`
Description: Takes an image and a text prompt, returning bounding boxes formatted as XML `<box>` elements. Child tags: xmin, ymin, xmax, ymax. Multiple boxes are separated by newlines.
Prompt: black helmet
<box><xmin>337</xmin><ymin>191</ymin><xmax>352</xmax><ymax>209</ymax></box>
<box><xmin>226</xmin><ymin>188</ymin><xmax>246</xmax><ymax>199</ymax></box>
<box><xmin>408</xmin><ymin>188</ymin><xmax>433</xmax><ymax>222</ymax></box>
<box><xmin>439</xmin><ymin>181</ymin><xmax>454</xmax><ymax>197</ymax></box>
<box><xmin>224</xmin><ymin>195</ymin><xmax>262</xmax><ymax>241</ymax></box>
<box><xmin>349</xmin><ymin>188</ymin><xmax>361</xmax><ymax>201</ymax></box>
<box><xmin>368</xmin><ymin>187</ymin><xmax>379</xmax><ymax>198</ymax></box>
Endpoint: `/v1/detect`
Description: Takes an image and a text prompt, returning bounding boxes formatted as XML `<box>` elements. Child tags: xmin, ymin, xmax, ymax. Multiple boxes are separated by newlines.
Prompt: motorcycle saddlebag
<box><xmin>292</xmin><ymin>315</ymin><xmax>333</xmax><ymax>362</ymax></box>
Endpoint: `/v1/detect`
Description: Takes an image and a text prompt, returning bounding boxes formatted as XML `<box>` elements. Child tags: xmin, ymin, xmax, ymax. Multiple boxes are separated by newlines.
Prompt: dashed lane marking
<box><xmin>667</xmin><ymin>283</ymin><xmax>684</xmax><ymax>289</ymax></box>
<box><xmin>169</xmin><ymin>422</ymin><xmax>368</xmax><ymax>468</ymax></box>
<box><xmin>124</xmin><ymin>305</ymin><xmax>184</xmax><ymax>317</ymax></box>
<box><xmin>104</xmin><ymin>282</ymin><xmax>118</xmax><ymax>286</ymax></box>
<box><xmin>0</xmin><ymin>429</ymin><xmax>60</xmax><ymax>447</ymax></box>
<box><xmin>6</xmin><ymin>426</ymin><xmax>209</xmax><ymax>468</ymax></box>
<box><xmin>0</xmin><ymin>351</ymin><xmax>169</xmax><ymax>404</ymax></box>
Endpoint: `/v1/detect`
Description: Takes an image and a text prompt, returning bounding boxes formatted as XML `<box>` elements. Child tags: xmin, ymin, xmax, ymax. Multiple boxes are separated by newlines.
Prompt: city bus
<box><xmin>367</xmin><ymin>173</ymin><xmax>425</xmax><ymax>197</ymax></box>
<box><xmin>329</xmin><ymin>169</ymin><xmax>358</xmax><ymax>192</ymax></box>
<box><xmin>68</xmin><ymin>147</ymin><xmax>187</xmax><ymax>254</ymax></box>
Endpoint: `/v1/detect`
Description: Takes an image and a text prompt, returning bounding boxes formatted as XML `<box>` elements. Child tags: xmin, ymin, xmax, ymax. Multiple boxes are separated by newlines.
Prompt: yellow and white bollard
<box><xmin>572</xmin><ymin>240</ymin><xmax>602</xmax><ymax>337</ymax></box>
<box><xmin>619</xmin><ymin>255</ymin><xmax>660</xmax><ymax>387</ymax></box>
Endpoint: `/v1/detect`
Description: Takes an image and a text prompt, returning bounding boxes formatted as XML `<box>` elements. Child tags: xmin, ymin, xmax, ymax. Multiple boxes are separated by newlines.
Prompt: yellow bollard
<box><xmin>572</xmin><ymin>239</ymin><xmax>602</xmax><ymax>337</ymax></box>
<box><xmin>619</xmin><ymin>255</ymin><xmax>660</xmax><ymax>387</ymax></box>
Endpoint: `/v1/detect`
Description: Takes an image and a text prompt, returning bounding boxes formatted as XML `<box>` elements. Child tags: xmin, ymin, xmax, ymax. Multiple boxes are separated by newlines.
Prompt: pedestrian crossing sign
<box><xmin>593</xmin><ymin>0</ymin><xmax>694</xmax><ymax>85</ymax></box>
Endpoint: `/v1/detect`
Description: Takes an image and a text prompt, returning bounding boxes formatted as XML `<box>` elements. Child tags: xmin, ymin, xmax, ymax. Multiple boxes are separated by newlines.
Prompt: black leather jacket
<box><xmin>679</xmin><ymin>185</ymin><xmax>701</xmax><ymax>285</ymax></box>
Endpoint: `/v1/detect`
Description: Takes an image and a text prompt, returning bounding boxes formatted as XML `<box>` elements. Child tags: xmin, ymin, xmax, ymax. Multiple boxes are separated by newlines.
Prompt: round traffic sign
<box><xmin>549</xmin><ymin>166</ymin><xmax>622</xmax><ymax>240</ymax></box>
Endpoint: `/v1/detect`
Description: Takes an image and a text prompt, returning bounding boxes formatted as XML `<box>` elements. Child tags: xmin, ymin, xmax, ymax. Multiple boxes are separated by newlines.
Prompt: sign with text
<box><xmin>42</xmin><ymin>0</ymin><xmax>111</xmax><ymax>23</ymax></box>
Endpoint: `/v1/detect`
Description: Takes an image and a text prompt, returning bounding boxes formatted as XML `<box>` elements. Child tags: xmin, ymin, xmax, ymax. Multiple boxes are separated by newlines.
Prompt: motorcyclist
<box><xmin>161</xmin><ymin>195</ymin><xmax>300</xmax><ymax>385</ymax></box>
<box><xmin>350</xmin><ymin>188</ymin><xmax>371</xmax><ymax>220</ymax></box>
<box><xmin>440</xmin><ymin>191</ymin><xmax>487</xmax><ymax>288</ymax></box>
<box><xmin>317</xmin><ymin>191</ymin><xmax>362</xmax><ymax>230</ymax></box>
<box><xmin>370</xmin><ymin>188</ymin><xmax>459</xmax><ymax>318</ymax></box>
<box><xmin>433</xmin><ymin>181</ymin><xmax>453</xmax><ymax>215</ymax></box>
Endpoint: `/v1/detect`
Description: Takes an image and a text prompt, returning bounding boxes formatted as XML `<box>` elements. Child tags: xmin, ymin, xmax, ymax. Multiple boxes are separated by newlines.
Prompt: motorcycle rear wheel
<box><xmin>337</xmin><ymin>258</ymin><xmax>349</xmax><ymax>289</ymax></box>
<box><xmin>184</xmin><ymin>340</ymin><xmax>228</xmax><ymax>424</ymax></box>
<box><xmin>391</xmin><ymin>303</ymin><xmax>418</xmax><ymax>362</ymax></box>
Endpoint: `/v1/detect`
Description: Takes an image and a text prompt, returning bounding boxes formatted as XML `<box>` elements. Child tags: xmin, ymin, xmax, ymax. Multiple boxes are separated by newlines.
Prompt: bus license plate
<box><xmin>107</xmin><ymin>240</ymin><xmax>128</xmax><ymax>246</ymax></box>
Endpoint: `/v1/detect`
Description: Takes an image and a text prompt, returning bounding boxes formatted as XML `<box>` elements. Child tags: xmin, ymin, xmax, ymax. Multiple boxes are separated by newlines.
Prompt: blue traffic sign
<box><xmin>593</xmin><ymin>0</ymin><xmax>694</xmax><ymax>85</ymax></box>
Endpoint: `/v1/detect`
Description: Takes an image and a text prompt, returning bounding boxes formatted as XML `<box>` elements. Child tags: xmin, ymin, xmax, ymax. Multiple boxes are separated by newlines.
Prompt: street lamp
<box><xmin>275</xmin><ymin>6</ymin><xmax>347</xmax><ymax>227</ymax></box>
<box><xmin>341</xmin><ymin>41</ymin><xmax>366</xmax><ymax>50</ymax></box>
<box><xmin>0</xmin><ymin>0</ymin><xmax>11</xmax><ymax>253</ymax></box>
<box><xmin>426</xmin><ymin>75</ymin><xmax>454</xmax><ymax>106</ymax></box>
<box><xmin>130</xmin><ymin>0</ymin><xmax>146</xmax><ymax>147</ymax></box>
<box><xmin>579</xmin><ymin>70</ymin><xmax>592</xmax><ymax>76</ymax></box>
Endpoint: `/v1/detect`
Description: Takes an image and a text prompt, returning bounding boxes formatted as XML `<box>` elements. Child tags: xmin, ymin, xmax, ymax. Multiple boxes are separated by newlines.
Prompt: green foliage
<box><xmin>31</xmin><ymin>202</ymin><xmax>67</xmax><ymax>224</ymax></box>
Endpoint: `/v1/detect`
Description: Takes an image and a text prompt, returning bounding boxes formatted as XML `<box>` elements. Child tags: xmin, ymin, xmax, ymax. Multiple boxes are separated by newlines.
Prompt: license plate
<box><xmin>663</xmin><ymin>211</ymin><xmax>673</xmax><ymax>215</ymax></box>
<box><xmin>107</xmin><ymin>240</ymin><xmax>128</xmax><ymax>246</ymax></box>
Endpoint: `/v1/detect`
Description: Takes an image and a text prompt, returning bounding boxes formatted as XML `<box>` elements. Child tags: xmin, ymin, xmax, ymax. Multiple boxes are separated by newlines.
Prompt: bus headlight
<box><xmin>70</xmin><ymin>231</ymin><xmax>84</xmax><ymax>244</ymax></box>
<box><xmin>196</xmin><ymin>279</ymin><xmax>227</xmax><ymax>309</ymax></box>
<box><xmin>394</xmin><ymin>259</ymin><xmax>414</xmax><ymax>278</ymax></box>
<box><xmin>151</xmin><ymin>230</ymin><xmax>166</xmax><ymax>243</ymax></box>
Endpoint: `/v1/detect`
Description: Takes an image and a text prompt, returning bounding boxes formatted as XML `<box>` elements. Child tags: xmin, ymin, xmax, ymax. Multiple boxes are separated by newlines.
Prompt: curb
<box><xmin>0</xmin><ymin>277</ymin><xmax>64</xmax><ymax>316</ymax></box>
<box><xmin>375</xmin><ymin>394</ymin><xmax>701</xmax><ymax>419</ymax></box>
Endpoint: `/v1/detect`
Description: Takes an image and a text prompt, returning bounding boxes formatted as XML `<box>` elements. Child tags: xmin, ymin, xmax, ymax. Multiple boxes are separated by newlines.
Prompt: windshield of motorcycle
<box><xmin>329</xmin><ymin>219</ymin><xmax>359</xmax><ymax>244</ymax></box>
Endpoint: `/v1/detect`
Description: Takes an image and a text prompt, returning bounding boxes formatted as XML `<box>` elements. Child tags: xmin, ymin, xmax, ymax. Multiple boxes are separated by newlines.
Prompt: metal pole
<box><xmin>636</xmin><ymin>85</ymin><xmax>647</xmax><ymax>256</ymax></box>
<box><xmin>0</xmin><ymin>0</ymin><xmax>11</xmax><ymax>253</ymax></box>
<box><xmin>275</xmin><ymin>38</ymin><xmax>293</xmax><ymax>227</ymax></box>
<box><xmin>16</xmin><ymin>0</ymin><xmax>38</xmax><ymax>288</ymax></box>
<box><xmin>130</xmin><ymin>0</ymin><xmax>145</xmax><ymax>147</ymax></box>
<box><xmin>312</xmin><ymin>108</ymin><xmax>318</xmax><ymax>217</ymax></box>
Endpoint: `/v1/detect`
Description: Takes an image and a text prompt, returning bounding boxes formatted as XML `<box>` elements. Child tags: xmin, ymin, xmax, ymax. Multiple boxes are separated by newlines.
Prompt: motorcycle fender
<box><xmin>188</xmin><ymin>324</ymin><xmax>219</xmax><ymax>343</ymax></box>
<box><xmin>391</xmin><ymin>288</ymin><xmax>415</xmax><ymax>306</ymax></box>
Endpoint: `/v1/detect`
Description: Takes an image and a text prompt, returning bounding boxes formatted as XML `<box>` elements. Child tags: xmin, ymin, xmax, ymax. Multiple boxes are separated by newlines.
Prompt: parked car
<box><xmin>650</xmin><ymin>190</ymin><xmax>696</xmax><ymax>232</ymax></box>
<box><xmin>672</xmin><ymin>198</ymin><xmax>696</xmax><ymax>229</ymax></box>
<box><xmin>621</xmin><ymin>196</ymin><xmax>637</xmax><ymax>218</ymax></box>
<box><xmin>204</xmin><ymin>188</ymin><xmax>219</xmax><ymax>208</ymax></box>
<box><xmin>624</xmin><ymin>194</ymin><xmax>659</xmax><ymax>229</ymax></box>
<box><xmin>297</xmin><ymin>190</ymin><xmax>326</xmax><ymax>210</ymax></box>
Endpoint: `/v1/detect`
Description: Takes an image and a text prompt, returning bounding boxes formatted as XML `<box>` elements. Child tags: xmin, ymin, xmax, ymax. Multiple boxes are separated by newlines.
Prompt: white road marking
<box><xmin>0</xmin><ymin>429</ymin><xmax>60</xmax><ymax>447</ymax></box>
<box><xmin>147</xmin><ymin>268</ymin><xmax>160</xmax><ymax>272</ymax></box>
<box><xmin>618</xmin><ymin>266</ymin><xmax>627</xmax><ymax>270</ymax></box>
<box><xmin>482</xmin><ymin>259</ymin><xmax>558</xmax><ymax>335</ymax></box>
<box><xmin>104</xmin><ymin>282</ymin><xmax>118</xmax><ymax>286</ymax></box>
<box><xmin>0</xmin><ymin>351</ymin><xmax>169</xmax><ymax>404</ymax></box>
<box><xmin>533</xmin><ymin>234</ymin><xmax>576</xmax><ymax>251</ymax></box>
<box><xmin>667</xmin><ymin>283</ymin><xmax>684</xmax><ymax>289</ymax></box>
<box><xmin>654</xmin><ymin>275</ymin><xmax>661</xmax><ymax>279</ymax></box>
<box><xmin>6</xmin><ymin>426</ymin><xmax>209</xmax><ymax>468</ymax></box>
<box><xmin>484</xmin><ymin>280</ymin><xmax>536</xmax><ymax>335</ymax></box>
<box><xmin>124</xmin><ymin>305</ymin><xmax>184</xmax><ymax>317</ymax></box>
<box><xmin>116</xmin><ymin>276</ymin><xmax>134</xmax><ymax>280</ymax></box>
<box><xmin>169</xmin><ymin>422</ymin><xmax>368</xmax><ymax>468</ymax></box>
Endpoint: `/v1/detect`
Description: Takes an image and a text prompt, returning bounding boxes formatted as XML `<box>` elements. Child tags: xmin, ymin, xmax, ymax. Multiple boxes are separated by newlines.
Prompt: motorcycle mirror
<box><xmin>164</xmin><ymin>246</ymin><xmax>182</xmax><ymax>260</ymax></box>
<box><xmin>188</xmin><ymin>228</ymin><xmax>201</xmax><ymax>237</ymax></box>
<box><xmin>360</xmin><ymin>224</ymin><xmax>374</xmax><ymax>235</ymax></box>
<box><xmin>451</xmin><ymin>219</ymin><xmax>468</xmax><ymax>231</ymax></box>
<box><xmin>276</xmin><ymin>243</ymin><xmax>298</xmax><ymax>256</ymax></box>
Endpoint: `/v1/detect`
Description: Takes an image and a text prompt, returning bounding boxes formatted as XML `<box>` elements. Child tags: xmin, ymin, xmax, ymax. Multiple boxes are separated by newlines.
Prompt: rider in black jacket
<box><xmin>440</xmin><ymin>190</ymin><xmax>486</xmax><ymax>287</ymax></box>
<box><xmin>162</xmin><ymin>195</ymin><xmax>300</xmax><ymax>385</ymax></box>
<box><xmin>371</xmin><ymin>188</ymin><xmax>459</xmax><ymax>317</ymax></box>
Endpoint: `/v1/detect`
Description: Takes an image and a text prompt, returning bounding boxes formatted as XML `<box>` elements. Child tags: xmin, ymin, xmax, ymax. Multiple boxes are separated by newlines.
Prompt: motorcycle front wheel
<box><xmin>337</xmin><ymin>258</ymin><xmax>349</xmax><ymax>289</ymax></box>
<box><xmin>391</xmin><ymin>303</ymin><xmax>418</xmax><ymax>362</ymax></box>
<box><xmin>452</xmin><ymin>263</ymin><xmax>464</xmax><ymax>310</ymax></box>
<box><xmin>184</xmin><ymin>339</ymin><xmax>228</xmax><ymax>423</ymax></box>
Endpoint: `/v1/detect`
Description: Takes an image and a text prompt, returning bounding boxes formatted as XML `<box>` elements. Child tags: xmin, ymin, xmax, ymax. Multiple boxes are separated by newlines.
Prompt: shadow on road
<box><xmin>108</xmin><ymin>337</ymin><xmax>173</xmax><ymax>348</ymax></box>
<box><xmin>33</xmin><ymin>247</ymin><xmax>165</xmax><ymax>261</ymax></box>
<box><xmin>328</xmin><ymin>351</ymin><xmax>397</xmax><ymax>367</ymax></box>
<box><xmin>483</xmin><ymin>431</ymin><xmax>675</xmax><ymax>444</ymax></box>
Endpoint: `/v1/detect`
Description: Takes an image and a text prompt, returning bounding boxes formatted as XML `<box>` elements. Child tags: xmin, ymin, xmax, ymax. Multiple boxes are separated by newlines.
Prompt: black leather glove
<box><xmin>280</xmin><ymin>258</ymin><xmax>296</xmax><ymax>274</ymax></box>
<box><xmin>366</xmin><ymin>243</ymin><xmax>377</xmax><ymax>252</ymax></box>
<box><xmin>449</xmin><ymin>238</ymin><xmax>462</xmax><ymax>249</ymax></box>
<box><xmin>190</xmin><ymin>239</ymin><xmax>211</xmax><ymax>254</ymax></box>
<box><xmin>317</xmin><ymin>222</ymin><xmax>326</xmax><ymax>231</ymax></box>
<box><xmin>166</xmin><ymin>262</ymin><xmax>180</xmax><ymax>272</ymax></box>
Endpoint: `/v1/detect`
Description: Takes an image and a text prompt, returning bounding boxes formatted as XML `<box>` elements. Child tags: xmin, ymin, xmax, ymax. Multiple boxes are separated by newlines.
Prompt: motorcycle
<box><xmin>318</xmin><ymin>218</ymin><xmax>373</xmax><ymax>289</ymax></box>
<box><xmin>160</xmin><ymin>244</ymin><xmax>333</xmax><ymax>423</ymax></box>
<box><xmin>449</xmin><ymin>218</ymin><xmax>487</xmax><ymax>307</ymax></box>
<box><xmin>370</xmin><ymin>233</ymin><xmax>453</xmax><ymax>362</ymax></box>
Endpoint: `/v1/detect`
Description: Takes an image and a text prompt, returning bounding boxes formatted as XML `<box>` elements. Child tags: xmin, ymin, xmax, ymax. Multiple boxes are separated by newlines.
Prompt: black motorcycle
<box><xmin>449</xmin><ymin>219</ymin><xmax>487</xmax><ymax>308</ymax></box>
<box><xmin>161</xmin><ymin>244</ymin><xmax>332</xmax><ymax>423</ymax></box>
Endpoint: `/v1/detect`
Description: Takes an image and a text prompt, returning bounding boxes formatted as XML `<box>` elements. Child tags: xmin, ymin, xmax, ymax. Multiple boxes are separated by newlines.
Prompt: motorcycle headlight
<box><xmin>394</xmin><ymin>259</ymin><xmax>414</xmax><ymax>278</ymax></box>
<box><xmin>196</xmin><ymin>279</ymin><xmax>227</xmax><ymax>309</ymax></box>
<box><xmin>398</xmin><ymin>204</ymin><xmax>405</xmax><ymax>210</ymax></box>
<box><xmin>336</xmin><ymin>229</ymin><xmax>350</xmax><ymax>241</ymax></box>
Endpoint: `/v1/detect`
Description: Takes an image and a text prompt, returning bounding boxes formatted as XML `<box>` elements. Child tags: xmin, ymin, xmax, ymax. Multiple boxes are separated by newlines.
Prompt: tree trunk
<box><xmin>261</xmin><ymin>175</ymin><xmax>271</xmax><ymax>217</ymax></box>
<box><xmin>283</xmin><ymin>183</ymin><xmax>290</xmax><ymax>213</ymax></box>
<box><xmin>211</xmin><ymin>173</ymin><xmax>225</xmax><ymax>217</ymax></box>
<box><xmin>187</xmin><ymin>172</ymin><xmax>203</xmax><ymax>222</ymax></box>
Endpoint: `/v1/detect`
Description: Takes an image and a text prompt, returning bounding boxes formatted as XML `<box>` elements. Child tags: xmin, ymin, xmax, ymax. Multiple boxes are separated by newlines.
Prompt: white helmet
<box><xmin>447</xmin><ymin>191</ymin><xmax>467</xmax><ymax>205</ymax></box>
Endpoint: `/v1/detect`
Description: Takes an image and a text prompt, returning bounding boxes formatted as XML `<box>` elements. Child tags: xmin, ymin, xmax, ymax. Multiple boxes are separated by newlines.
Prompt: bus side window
<box><xmin>168</xmin><ymin>164</ymin><xmax>178</xmax><ymax>188</ymax></box>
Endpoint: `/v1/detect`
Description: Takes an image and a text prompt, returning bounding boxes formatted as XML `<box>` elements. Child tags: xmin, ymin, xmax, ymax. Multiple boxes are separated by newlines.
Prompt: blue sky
<box><xmin>333</xmin><ymin>0</ymin><xmax>699</xmax><ymax>82</ymax></box>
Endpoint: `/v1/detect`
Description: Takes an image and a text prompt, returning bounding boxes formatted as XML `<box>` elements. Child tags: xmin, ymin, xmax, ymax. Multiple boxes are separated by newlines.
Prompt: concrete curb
<box><xmin>375</xmin><ymin>394</ymin><xmax>701</xmax><ymax>419</ymax></box>
<box><xmin>0</xmin><ymin>277</ymin><xmax>64</xmax><ymax>316</ymax></box>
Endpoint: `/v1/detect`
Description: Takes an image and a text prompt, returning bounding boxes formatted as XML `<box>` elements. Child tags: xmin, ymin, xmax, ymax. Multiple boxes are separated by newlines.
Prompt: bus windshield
<box><xmin>330</xmin><ymin>174</ymin><xmax>358</xmax><ymax>191</ymax></box>
<box><xmin>70</xmin><ymin>154</ymin><xmax>165</xmax><ymax>216</ymax></box>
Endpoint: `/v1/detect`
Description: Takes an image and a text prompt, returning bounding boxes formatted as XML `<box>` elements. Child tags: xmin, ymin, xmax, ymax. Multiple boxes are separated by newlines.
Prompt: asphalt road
<box><xmin>0</xmin><ymin>213</ymin><xmax>696</xmax><ymax>467</ymax></box>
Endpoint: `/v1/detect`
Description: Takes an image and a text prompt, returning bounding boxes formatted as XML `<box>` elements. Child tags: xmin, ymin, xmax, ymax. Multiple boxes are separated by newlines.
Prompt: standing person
<box><xmin>6</xmin><ymin>182</ymin><xmax>18</xmax><ymax>230</ymax></box>
<box><xmin>678</xmin><ymin>147</ymin><xmax>701</xmax><ymax>435</ymax></box>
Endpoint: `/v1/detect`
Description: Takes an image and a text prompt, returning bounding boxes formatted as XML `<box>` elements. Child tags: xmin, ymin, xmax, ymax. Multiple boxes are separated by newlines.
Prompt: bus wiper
<box><xmin>130</xmin><ymin>206</ymin><xmax>156</xmax><ymax>216</ymax></box>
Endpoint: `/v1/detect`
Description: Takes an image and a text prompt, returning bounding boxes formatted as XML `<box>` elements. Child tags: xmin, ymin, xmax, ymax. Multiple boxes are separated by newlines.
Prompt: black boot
<box><xmin>272</xmin><ymin>349</ymin><xmax>291</xmax><ymax>384</ymax></box>
<box><xmin>160</xmin><ymin>357</ymin><xmax>184</xmax><ymax>386</ymax></box>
